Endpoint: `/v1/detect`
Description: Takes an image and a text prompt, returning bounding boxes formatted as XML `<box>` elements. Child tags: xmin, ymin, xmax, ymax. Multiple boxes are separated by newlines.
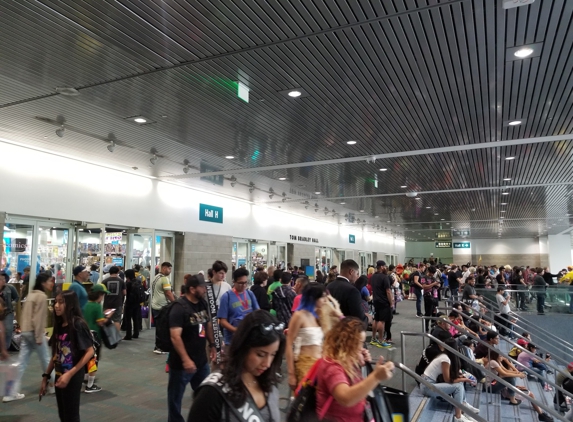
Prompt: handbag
<box><xmin>141</xmin><ymin>305</ymin><xmax>149</xmax><ymax>319</ymax></box>
<box><xmin>101</xmin><ymin>322</ymin><xmax>121</xmax><ymax>349</ymax></box>
<box><xmin>287</xmin><ymin>358</ymin><xmax>333</xmax><ymax>422</ymax></box>
<box><xmin>364</xmin><ymin>363</ymin><xmax>409</xmax><ymax>422</ymax></box>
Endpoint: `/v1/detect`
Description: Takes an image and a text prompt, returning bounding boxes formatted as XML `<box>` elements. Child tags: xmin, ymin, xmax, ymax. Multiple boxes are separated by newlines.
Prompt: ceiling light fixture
<box><xmin>340</xmin><ymin>201</ymin><xmax>346</xmax><ymax>205</ymax></box>
<box><xmin>107</xmin><ymin>140</ymin><xmax>115</xmax><ymax>153</ymax></box>
<box><xmin>225</xmin><ymin>155</ymin><xmax>234</xmax><ymax>159</ymax></box>
<box><xmin>55</xmin><ymin>125</ymin><xmax>65</xmax><ymax>138</ymax></box>
<box><xmin>55</xmin><ymin>86</ymin><xmax>80</xmax><ymax>96</ymax></box>
<box><xmin>125</xmin><ymin>115</ymin><xmax>155</xmax><ymax>125</ymax></box>
<box><xmin>182</xmin><ymin>159</ymin><xmax>190</xmax><ymax>174</ymax></box>
<box><xmin>514</xmin><ymin>48</ymin><xmax>534</xmax><ymax>58</ymax></box>
<box><xmin>501</xmin><ymin>202</ymin><xmax>507</xmax><ymax>205</ymax></box>
<box><xmin>502</xmin><ymin>192</ymin><xmax>509</xmax><ymax>195</ymax></box>
<box><xmin>288</xmin><ymin>90</ymin><xmax>302</xmax><ymax>97</ymax></box>
<box><xmin>379</xmin><ymin>168</ymin><xmax>387</xmax><ymax>172</ymax></box>
<box><xmin>278</xmin><ymin>177</ymin><xmax>287</xmax><ymax>181</ymax></box>
<box><xmin>508</xmin><ymin>121</ymin><xmax>521</xmax><ymax>126</ymax></box>
<box><xmin>134</xmin><ymin>117</ymin><xmax>147</xmax><ymax>123</ymax></box>
<box><xmin>503</xmin><ymin>178</ymin><xmax>511</xmax><ymax>181</ymax></box>
<box><xmin>230</xmin><ymin>176</ymin><xmax>237</xmax><ymax>188</ymax></box>
<box><xmin>314</xmin><ymin>191</ymin><xmax>321</xmax><ymax>195</ymax></box>
<box><xmin>249</xmin><ymin>183</ymin><xmax>255</xmax><ymax>193</ymax></box>
<box><xmin>149</xmin><ymin>154</ymin><xmax>157</xmax><ymax>165</ymax></box>
<box><xmin>400</xmin><ymin>185</ymin><xmax>407</xmax><ymax>188</ymax></box>
<box><xmin>346</xmin><ymin>140</ymin><xmax>357</xmax><ymax>145</ymax></box>
<box><xmin>505</xmin><ymin>156</ymin><xmax>515</xmax><ymax>160</ymax></box>
<box><xmin>426</xmin><ymin>206</ymin><xmax>431</xmax><ymax>209</ymax></box>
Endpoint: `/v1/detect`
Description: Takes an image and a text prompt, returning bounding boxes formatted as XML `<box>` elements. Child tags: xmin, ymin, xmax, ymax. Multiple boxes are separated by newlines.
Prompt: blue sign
<box><xmin>453</xmin><ymin>242</ymin><xmax>471</xmax><ymax>249</ymax></box>
<box><xmin>112</xmin><ymin>257</ymin><xmax>124</xmax><ymax>267</ymax></box>
<box><xmin>199</xmin><ymin>203</ymin><xmax>224</xmax><ymax>224</ymax></box>
<box><xmin>349</xmin><ymin>234</ymin><xmax>356</xmax><ymax>244</ymax></box>
<box><xmin>17</xmin><ymin>255</ymin><xmax>41</xmax><ymax>273</ymax></box>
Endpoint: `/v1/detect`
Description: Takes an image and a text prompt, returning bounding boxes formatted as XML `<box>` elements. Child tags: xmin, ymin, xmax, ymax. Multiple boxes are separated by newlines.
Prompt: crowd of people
<box><xmin>0</xmin><ymin>257</ymin><xmax>572</xmax><ymax>422</ymax></box>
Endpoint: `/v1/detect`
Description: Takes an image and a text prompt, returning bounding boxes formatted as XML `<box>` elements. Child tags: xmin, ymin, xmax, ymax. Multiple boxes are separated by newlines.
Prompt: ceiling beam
<box><xmin>165</xmin><ymin>134</ymin><xmax>573</xmax><ymax>180</ymax></box>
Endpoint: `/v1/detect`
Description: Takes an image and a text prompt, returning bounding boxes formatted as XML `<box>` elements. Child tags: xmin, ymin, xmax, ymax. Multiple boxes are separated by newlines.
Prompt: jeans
<box><xmin>529</xmin><ymin>366</ymin><xmax>547</xmax><ymax>388</ymax></box>
<box><xmin>424</xmin><ymin>296</ymin><xmax>437</xmax><ymax>331</ymax></box>
<box><xmin>123</xmin><ymin>306</ymin><xmax>140</xmax><ymax>340</ymax></box>
<box><xmin>55</xmin><ymin>368</ymin><xmax>85</xmax><ymax>422</ymax></box>
<box><xmin>450</xmin><ymin>287</ymin><xmax>459</xmax><ymax>302</ymax></box>
<box><xmin>420</xmin><ymin>380</ymin><xmax>466</xmax><ymax>403</ymax></box>
<box><xmin>4</xmin><ymin>313</ymin><xmax>14</xmax><ymax>351</ymax></box>
<box><xmin>167</xmin><ymin>363</ymin><xmax>210</xmax><ymax>422</ymax></box>
<box><xmin>516</xmin><ymin>290</ymin><xmax>527</xmax><ymax>310</ymax></box>
<box><xmin>491</xmin><ymin>376</ymin><xmax>516</xmax><ymax>397</ymax></box>
<box><xmin>152</xmin><ymin>308</ymin><xmax>161</xmax><ymax>348</ymax></box>
<box><xmin>536</xmin><ymin>293</ymin><xmax>545</xmax><ymax>313</ymax></box>
<box><xmin>414</xmin><ymin>287</ymin><xmax>423</xmax><ymax>315</ymax></box>
<box><xmin>12</xmin><ymin>331</ymin><xmax>52</xmax><ymax>395</ymax></box>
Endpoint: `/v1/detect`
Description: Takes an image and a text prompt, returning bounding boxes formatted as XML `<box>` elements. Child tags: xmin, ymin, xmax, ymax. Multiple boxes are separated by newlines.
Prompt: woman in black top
<box><xmin>250</xmin><ymin>272</ymin><xmax>271</xmax><ymax>311</ymax></box>
<box><xmin>512</xmin><ymin>268</ymin><xmax>528</xmax><ymax>311</ymax></box>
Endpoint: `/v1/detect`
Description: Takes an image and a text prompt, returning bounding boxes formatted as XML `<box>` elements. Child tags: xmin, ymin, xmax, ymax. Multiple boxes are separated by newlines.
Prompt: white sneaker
<box><xmin>47</xmin><ymin>385</ymin><xmax>56</xmax><ymax>395</ymax></box>
<box><xmin>460</xmin><ymin>414</ymin><xmax>478</xmax><ymax>422</ymax></box>
<box><xmin>463</xmin><ymin>402</ymin><xmax>480</xmax><ymax>414</ymax></box>
<box><xmin>2</xmin><ymin>393</ymin><xmax>25</xmax><ymax>403</ymax></box>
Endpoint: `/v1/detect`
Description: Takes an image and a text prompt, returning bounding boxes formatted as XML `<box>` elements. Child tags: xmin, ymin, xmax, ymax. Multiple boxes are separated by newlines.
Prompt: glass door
<box><xmin>37</xmin><ymin>221</ymin><xmax>73</xmax><ymax>286</ymax></box>
<box><xmin>232</xmin><ymin>239</ymin><xmax>250</xmax><ymax>273</ymax></box>
<box><xmin>315</xmin><ymin>248</ymin><xmax>333</xmax><ymax>274</ymax></box>
<box><xmin>251</xmin><ymin>241</ymin><xmax>268</xmax><ymax>273</ymax></box>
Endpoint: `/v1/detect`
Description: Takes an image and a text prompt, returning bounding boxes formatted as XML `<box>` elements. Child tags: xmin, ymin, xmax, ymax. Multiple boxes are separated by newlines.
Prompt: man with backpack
<box><xmin>151</xmin><ymin>262</ymin><xmax>175</xmax><ymax>354</ymax></box>
<box><xmin>123</xmin><ymin>269</ymin><xmax>143</xmax><ymax>340</ymax></box>
<box><xmin>167</xmin><ymin>274</ymin><xmax>215</xmax><ymax>422</ymax></box>
<box><xmin>102</xmin><ymin>266</ymin><xmax>126</xmax><ymax>333</ymax></box>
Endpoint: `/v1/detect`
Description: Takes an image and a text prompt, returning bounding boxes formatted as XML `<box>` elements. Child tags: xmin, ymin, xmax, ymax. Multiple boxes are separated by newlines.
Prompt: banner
<box><xmin>205</xmin><ymin>282</ymin><xmax>223</xmax><ymax>365</ymax></box>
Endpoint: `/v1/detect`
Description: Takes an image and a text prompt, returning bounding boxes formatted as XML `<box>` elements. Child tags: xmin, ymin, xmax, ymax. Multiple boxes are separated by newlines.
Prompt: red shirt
<box><xmin>316</xmin><ymin>359</ymin><xmax>365</xmax><ymax>422</ymax></box>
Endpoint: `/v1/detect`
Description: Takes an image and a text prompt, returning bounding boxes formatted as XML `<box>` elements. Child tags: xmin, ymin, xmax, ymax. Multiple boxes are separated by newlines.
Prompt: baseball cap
<box><xmin>73</xmin><ymin>265</ymin><xmax>87</xmax><ymax>276</ymax></box>
<box><xmin>517</xmin><ymin>338</ymin><xmax>528</xmax><ymax>347</ymax></box>
<box><xmin>186</xmin><ymin>273</ymin><xmax>207</xmax><ymax>289</ymax></box>
<box><xmin>376</xmin><ymin>260</ymin><xmax>387</xmax><ymax>267</ymax></box>
<box><xmin>567</xmin><ymin>362</ymin><xmax>573</xmax><ymax>372</ymax></box>
<box><xmin>91</xmin><ymin>284</ymin><xmax>108</xmax><ymax>294</ymax></box>
<box><xmin>438</xmin><ymin>315</ymin><xmax>450</xmax><ymax>323</ymax></box>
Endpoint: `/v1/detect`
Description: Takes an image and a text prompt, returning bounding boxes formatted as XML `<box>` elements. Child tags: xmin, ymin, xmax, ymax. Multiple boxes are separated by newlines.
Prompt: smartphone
<box><xmin>104</xmin><ymin>308</ymin><xmax>116</xmax><ymax>315</ymax></box>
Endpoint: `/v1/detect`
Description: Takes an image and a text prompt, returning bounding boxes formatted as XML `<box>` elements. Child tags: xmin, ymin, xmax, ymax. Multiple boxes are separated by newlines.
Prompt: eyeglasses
<box><xmin>235</xmin><ymin>281</ymin><xmax>248</xmax><ymax>285</ymax></box>
<box><xmin>258</xmin><ymin>322</ymin><xmax>285</xmax><ymax>335</ymax></box>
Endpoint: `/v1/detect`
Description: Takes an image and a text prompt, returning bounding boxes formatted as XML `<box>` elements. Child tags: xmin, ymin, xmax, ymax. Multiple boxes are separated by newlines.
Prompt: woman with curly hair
<box><xmin>316</xmin><ymin>317</ymin><xmax>394</xmax><ymax>422</ymax></box>
<box><xmin>187</xmin><ymin>310</ymin><xmax>285</xmax><ymax>421</ymax></box>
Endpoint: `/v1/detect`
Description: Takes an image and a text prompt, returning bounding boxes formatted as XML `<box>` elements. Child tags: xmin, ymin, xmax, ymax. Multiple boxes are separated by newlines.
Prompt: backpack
<box><xmin>287</xmin><ymin>358</ymin><xmax>333</xmax><ymax>422</ymax></box>
<box><xmin>155</xmin><ymin>299</ymin><xmax>192</xmax><ymax>353</ymax></box>
<box><xmin>130</xmin><ymin>277</ymin><xmax>147</xmax><ymax>304</ymax></box>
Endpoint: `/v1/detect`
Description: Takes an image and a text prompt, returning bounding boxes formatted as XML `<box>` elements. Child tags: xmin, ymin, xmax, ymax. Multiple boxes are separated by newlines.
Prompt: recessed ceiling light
<box><xmin>360</xmin><ymin>209</ymin><xmax>365</xmax><ymax>213</ymax></box>
<box><xmin>505</xmin><ymin>156</ymin><xmax>515</xmax><ymax>160</ymax></box>
<box><xmin>400</xmin><ymin>185</ymin><xmax>407</xmax><ymax>188</ymax></box>
<box><xmin>434</xmin><ymin>213</ymin><xmax>438</xmax><ymax>216</ymax></box>
<box><xmin>379</xmin><ymin>168</ymin><xmax>387</xmax><ymax>172</ymax></box>
<box><xmin>347</xmin><ymin>140</ymin><xmax>357</xmax><ymax>145</ymax></box>
<box><xmin>278</xmin><ymin>177</ymin><xmax>287</xmax><ymax>181</ymax></box>
<box><xmin>503</xmin><ymin>178</ymin><xmax>511</xmax><ymax>181</ymax></box>
<box><xmin>426</xmin><ymin>206</ymin><xmax>431</xmax><ymax>209</ymax></box>
<box><xmin>501</xmin><ymin>210</ymin><xmax>506</xmax><ymax>213</ymax></box>
<box><xmin>415</xmin><ymin>197</ymin><xmax>421</xmax><ymax>200</ymax></box>
<box><xmin>288</xmin><ymin>90</ymin><xmax>302</xmax><ymax>97</ymax></box>
<box><xmin>514</xmin><ymin>48</ymin><xmax>534</xmax><ymax>58</ymax></box>
<box><xmin>508</xmin><ymin>121</ymin><xmax>521</xmax><ymax>126</ymax></box>
<box><xmin>446</xmin><ymin>223</ymin><xmax>450</xmax><ymax>225</ymax></box>
<box><xmin>500</xmin><ymin>217</ymin><xmax>504</xmax><ymax>219</ymax></box>
<box><xmin>125</xmin><ymin>115</ymin><xmax>154</xmax><ymax>125</ymax></box>
<box><xmin>502</xmin><ymin>192</ymin><xmax>510</xmax><ymax>195</ymax></box>
<box><xmin>501</xmin><ymin>203</ymin><xmax>507</xmax><ymax>205</ymax></box>
<box><xmin>314</xmin><ymin>191</ymin><xmax>321</xmax><ymax>195</ymax></box>
<box><xmin>225</xmin><ymin>155</ymin><xmax>234</xmax><ymax>159</ymax></box>
<box><xmin>134</xmin><ymin>117</ymin><xmax>147</xmax><ymax>123</ymax></box>
<box><xmin>55</xmin><ymin>86</ymin><xmax>80</xmax><ymax>96</ymax></box>
<box><xmin>440</xmin><ymin>218</ymin><xmax>444</xmax><ymax>221</ymax></box>
<box><xmin>340</xmin><ymin>201</ymin><xmax>346</xmax><ymax>205</ymax></box>
<box><xmin>387</xmin><ymin>221</ymin><xmax>391</xmax><ymax>223</ymax></box>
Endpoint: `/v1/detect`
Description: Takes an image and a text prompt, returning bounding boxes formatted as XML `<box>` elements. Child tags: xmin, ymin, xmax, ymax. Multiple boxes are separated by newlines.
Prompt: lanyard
<box><xmin>233</xmin><ymin>289</ymin><xmax>249</xmax><ymax>310</ymax></box>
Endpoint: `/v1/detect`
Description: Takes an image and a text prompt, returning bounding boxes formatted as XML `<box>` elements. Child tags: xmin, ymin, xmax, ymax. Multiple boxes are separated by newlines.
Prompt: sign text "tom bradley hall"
<box><xmin>290</xmin><ymin>235</ymin><xmax>319</xmax><ymax>243</ymax></box>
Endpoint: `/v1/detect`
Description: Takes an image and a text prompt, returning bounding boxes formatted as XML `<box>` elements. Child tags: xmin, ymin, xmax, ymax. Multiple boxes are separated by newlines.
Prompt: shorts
<box><xmin>374</xmin><ymin>303</ymin><xmax>392</xmax><ymax>322</ymax></box>
<box><xmin>109</xmin><ymin>311</ymin><xmax>122</xmax><ymax>323</ymax></box>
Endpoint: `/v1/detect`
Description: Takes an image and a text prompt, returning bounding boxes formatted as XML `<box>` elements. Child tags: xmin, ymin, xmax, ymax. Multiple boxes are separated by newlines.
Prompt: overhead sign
<box><xmin>289</xmin><ymin>235</ymin><xmax>319</xmax><ymax>243</ymax></box>
<box><xmin>199</xmin><ymin>203</ymin><xmax>224</xmax><ymax>224</ymax></box>
<box><xmin>435</xmin><ymin>232</ymin><xmax>450</xmax><ymax>239</ymax></box>
<box><xmin>112</xmin><ymin>257</ymin><xmax>124</xmax><ymax>266</ymax></box>
<box><xmin>453</xmin><ymin>230</ymin><xmax>470</xmax><ymax>237</ymax></box>
<box><xmin>349</xmin><ymin>234</ymin><xmax>356</xmax><ymax>244</ymax></box>
<box><xmin>453</xmin><ymin>242</ymin><xmax>471</xmax><ymax>249</ymax></box>
<box><xmin>105</xmin><ymin>232</ymin><xmax>122</xmax><ymax>244</ymax></box>
<box><xmin>200</xmin><ymin>161</ymin><xmax>224</xmax><ymax>186</ymax></box>
<box><xmin>435</xmin><ymin>241</ymin><xmax>452</xmax><ymax>248</ymax></box>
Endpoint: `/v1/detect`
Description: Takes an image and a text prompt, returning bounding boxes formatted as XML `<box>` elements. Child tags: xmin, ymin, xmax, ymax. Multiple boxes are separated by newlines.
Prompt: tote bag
<box><xmin>364</xmin><ymin>363</ymin><xmax>409</xmax><ymax>422</ymax></box>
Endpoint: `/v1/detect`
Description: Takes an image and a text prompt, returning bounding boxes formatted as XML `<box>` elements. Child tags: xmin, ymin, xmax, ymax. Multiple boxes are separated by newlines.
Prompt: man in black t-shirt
<box><xmin>370</xmin><ymin>260</ymin><xmax>394</xmax><ymax>347</ymax></box>
<box><xmin>168</xmin><ymin>274</ymin><xmax>215</xmax><ymax>422</ymax></box>
<box><xmin>102</xmin><ymin>266</ymin><xmax>126</xmax><ymax>332</ymax></box>
<box><xmin>410</xmin><ymin>263</ymin><xmax>426</xmax><ymax>317</ymax></box>
<box><xmin>448</xmin><ymin>265</ymin><xmax>460</xmax><ymax>301</ymax></box>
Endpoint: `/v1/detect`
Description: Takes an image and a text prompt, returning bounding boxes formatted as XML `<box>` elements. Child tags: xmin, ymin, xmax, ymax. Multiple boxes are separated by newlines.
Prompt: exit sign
<box><xmin>199</xmin><ymin>203</ymin><xmax>223</xmax><ymax>224</ymax></box>
<box><xmin>453</xmin><ymin>242</ymin><xmax>471</xmax><ymax>249</ymax></box>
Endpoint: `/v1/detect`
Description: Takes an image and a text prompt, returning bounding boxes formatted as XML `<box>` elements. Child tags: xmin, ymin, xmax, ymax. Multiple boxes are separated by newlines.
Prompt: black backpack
<box><xmin>155</xmin><ymin>299</ymin><xmax>191</xmax><ymax>353</ymax></box>
<box><xmin>130</xmin><ymin>277</ymin><xmax>146</xmax><ymax>304</ymax></box>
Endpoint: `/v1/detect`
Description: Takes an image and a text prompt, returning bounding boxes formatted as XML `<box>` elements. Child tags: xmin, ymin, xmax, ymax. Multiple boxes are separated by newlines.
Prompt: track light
<box><xmin>55</xmin><ymin>125</ymin><xmax>65</xmax><ymax>138</ymax></box>
<box><xmin>230</xmin><ymin>176</ymin><xmax>237</xmax><ymax>188</ymax></box>
<box><xmin>281</xmin><ymin>192</ymin><xmax>287</xmax><ymax>202</ymax></box>
<box><xmin>269</xmin><ymin>188</ymin><xmax>275</xmax><ymax>199</ymax></box>
<box><xmin>150</xmin><ymin>154</ymin><xmax>157</xmax><ymax>165</ymax></box>
<box><xmin>249</xmin><ymin>182</ymin><xmax>255</xmax><ymax>193</ymax></box>
<box><xmin>183</xmin><ymin>159</ymin><xmax>190</xmax><ymax>174</ymax></box>
<box><xmin>107</xmin><ymin>140</ymin><xmax>115</xmax><ymax>153</ymax></box>
<box><xmin>269</xmin><ymin>193</ymin><xmax>274</xmax><ymax>199</ymax></box>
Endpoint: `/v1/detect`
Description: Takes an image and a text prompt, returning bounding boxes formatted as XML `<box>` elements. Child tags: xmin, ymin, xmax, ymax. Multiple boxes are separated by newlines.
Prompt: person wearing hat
<box><xmin>430</xmin><ymin>315</ymin><xmax>454</xmax><ymax>341</ymax></box>
<box><xmin>82</xmin><ymin>283</ymin><xmax>114</xmax><ymax>394</ymax></box>
<box><xmin>168</xmin><ymin>273</ymin><xmax>215</xmax><ymax>422</ymax></box>
<box><xmin>70</xmin><ymin>266</ymin><xmax>90</xmax><ymax>310</ymax></box>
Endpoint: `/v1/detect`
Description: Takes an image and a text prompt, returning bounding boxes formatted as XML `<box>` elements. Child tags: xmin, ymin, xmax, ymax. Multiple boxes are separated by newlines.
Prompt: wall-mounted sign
<box><xmin>289</xmin><ymin>235</ymin><xmax>319</xmax><ymax>243</ymax></box>
<box><xmin>349</xmin><ymin>234</ymin><xmax>356</xmax><ymax>244</ymax></box>
<box><xmin>112</xmin><ymin>257</ymin><xmax>124</xmax><ymax>266</ymax></box>
<box><xmin>435</xmin><ymin>232</ymin><xmax>450</xmax><ymax>239</ymax></box>
<box><xmin>200</xmin><ymin>161</ymin><xmax>224</xmax><ymax>186</ymax></box>
<box><xmin>453</xmin><ymin>242</ymin><xmax>471</xmax><ymax>249</ymax></box>
<box><xmin>105</xmin><ymin>232</ymin><xmax>123</xmax><ymax>244</ymax></box>
<box><xmin>453</xmin><ymin>230</ymin><xmax>470</xmax><ymax>237</ymax></box>
<box><xmin>199</xmin><ymin>203</ymin><xmax>223</xmax><ymax>224</ymax></box>
<box><xmin>435</xmin><ymin>241</ymin><xmax>452</xmax><ymax>248</ymax></box>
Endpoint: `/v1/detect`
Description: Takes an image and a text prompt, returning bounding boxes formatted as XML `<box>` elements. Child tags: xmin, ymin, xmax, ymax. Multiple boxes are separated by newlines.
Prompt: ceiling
<box><xmin>1</xmin><ymin>0</ymin><xmax>573</xmax><ymax>240</ymax></box>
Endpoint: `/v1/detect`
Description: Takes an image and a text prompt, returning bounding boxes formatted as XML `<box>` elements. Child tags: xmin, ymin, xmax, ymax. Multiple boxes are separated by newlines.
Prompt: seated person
<box><xmin>416</xmin><ymin>330</ymin><xmax>453</xmax><ymax>378</ymax></box>
<box><xmin>517</xmin><ymin>343</ymin><xmax>552</xmax><ymax>391</ymax></box>
<box><xmin>554</xmin><ymin>362</ymin><xmax>573</xmax><ymax>413</ymax></box>
<box><xmin>419</xmin><ymin>338</ymin><xmax>479</xmax><ymax>422</ymax></box>
<box><xmin>449</xmin><ymin>311</ymin><xmax>478</xmax><ymax>339</ymax></box>
<box><xmin>484</xmin><ymin>351</ymin><xmax>553</xmax><ymax>422</ymax></box>
<box><xmin>430</xmin><ymin>315</ymin><xmax>453</xmax><ymax>341</ymax></box>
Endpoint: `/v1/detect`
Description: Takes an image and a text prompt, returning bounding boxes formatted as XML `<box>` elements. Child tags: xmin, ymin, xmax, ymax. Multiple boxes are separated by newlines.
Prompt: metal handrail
<box><xmin>393</xmin><ymin>362</ymin><xmax>489</xmax><ymax>422</ymax></box>
<box><xmin>444</xmin><ymin>294</ymin><xmax>573</xmax><ymax>353</ymax></box>
<box><xmin>400</xmin><ymin>331</ymin><xmax>567</xmax><ymax>421</ymax></box>
<box><xmin>438</xmin><ymin>306</ymin><xmax>573</xmax><ymax>372</ymax></box>
<box><xmin>423</xmin><ymin>314</ymin><xmax>573</xmax><ymax>394</ymax></box>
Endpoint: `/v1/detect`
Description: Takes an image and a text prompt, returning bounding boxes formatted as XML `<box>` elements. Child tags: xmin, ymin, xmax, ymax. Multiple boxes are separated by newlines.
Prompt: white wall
<box><xmin>471</xmin><ymin>238</ymin><xmax>540</xmax><ymax>255</ymax></box>
<box><xmin>0</xmin><ymin>142</ymin><xmax>405</xmax><ymax>261</ymax></box>
<box><xmin>405</xmin><ymin>241</ymin><xmax>453</xmax><ymax>262</ymax></box>
<box><xmin>547</xmin><ymin>234</ymin><xmax>572</xmax><ymax>273</ymax></box>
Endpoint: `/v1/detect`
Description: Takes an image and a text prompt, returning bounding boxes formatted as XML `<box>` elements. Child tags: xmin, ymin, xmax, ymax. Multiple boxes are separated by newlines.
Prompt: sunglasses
<box><xmin>258</xmin><ymin>322</ymin><xmax>285</xmax><ymax>335</ymax></box>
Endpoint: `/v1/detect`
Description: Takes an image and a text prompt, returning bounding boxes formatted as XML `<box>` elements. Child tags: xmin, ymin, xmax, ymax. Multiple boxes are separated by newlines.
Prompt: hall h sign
<box><xmin>199</xmin><ymin>203</ymin><xmax>223</xmax><ymax>224</ymax></box>
<box><xmin>453</xmin><ymin>242</ymin><xmax>471</xmax><ymax>249</ymax></box>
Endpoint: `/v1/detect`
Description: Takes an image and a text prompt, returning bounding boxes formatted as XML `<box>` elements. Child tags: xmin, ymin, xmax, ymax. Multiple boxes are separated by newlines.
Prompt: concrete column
<box><xmin>0</xmin><ymin>212</ymin><xmax>5</xmax><ymax>265</ymax></box>
<box><xmin>547</xmin><ymin>234</ymin><xmax>572</xmax><ymax>273</ymax></box>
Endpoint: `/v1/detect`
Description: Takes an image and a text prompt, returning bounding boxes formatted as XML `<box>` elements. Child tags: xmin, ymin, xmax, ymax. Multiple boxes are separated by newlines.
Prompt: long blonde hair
<box><xmin>317</xmin><ymin>294</ymin><xmax>342</xmax><ymax>335</ymax></box>
<box><xmin>323</xmin><ymin>318</ymin><xmax>364</xmax><ymax>379</ymax></box>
